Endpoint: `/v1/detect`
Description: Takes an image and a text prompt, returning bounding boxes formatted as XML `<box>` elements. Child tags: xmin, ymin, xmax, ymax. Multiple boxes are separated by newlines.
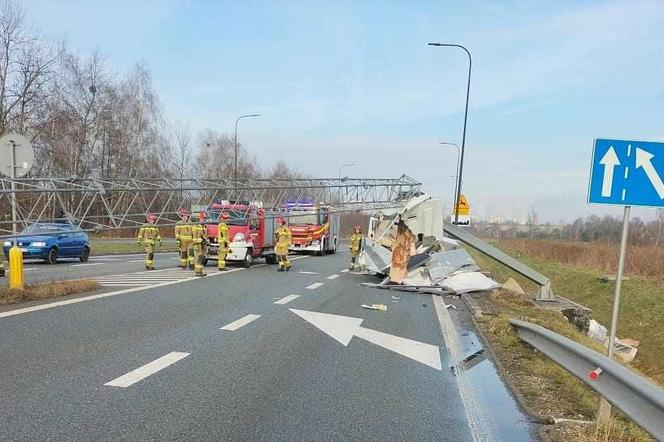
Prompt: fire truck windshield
<box><xmin>289</xmin><ymin>211</ymin><xmax>319</xmax><ymax>225</ymax></box>
<box><xmin>208</xmin><ymin>210</ymin><xmax>249</xmax><ymax>226</ymax></box>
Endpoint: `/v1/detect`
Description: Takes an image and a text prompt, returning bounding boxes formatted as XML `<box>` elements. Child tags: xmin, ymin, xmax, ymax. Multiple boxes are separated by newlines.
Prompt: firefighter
<box><xmin>274</xmin><ymin>216</ymin><xmax>292</xmax><ymax>272</ymax></box>
<box><xmin>137</xmin><ymin>214</ymin><xmax>161</xmax><ymax>270</ymax></box>
<box><xmin>217</xmin><ymin>212</ymin><xmax>230</xmax><ymax>271</ymax></box>
<box><xmin>175</xmin><ymin>208</ymin><xmax>194</xmax><ymax>269</ymax></box>
<box><xmin>349</xmin><ymin>224</ymin><xmax>363</xmax><ymax>270</ymax></box>
<box><xmin>0</xmin><ymin>255</ymin><xmax>5</xmax><ymax>277</ymax></box>
<box><xmin>192</xmin><ymin>211</ymin><xmax>209</xmax><ymax>277</ymax></box>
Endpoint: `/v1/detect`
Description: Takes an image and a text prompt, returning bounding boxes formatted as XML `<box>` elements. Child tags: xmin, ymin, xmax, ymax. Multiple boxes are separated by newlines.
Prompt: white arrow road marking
<box><xmin>354</xmin><ymin>326</ymin><xmax>442</xmax><ymax>370</ymax></box>
<box><xmin>289</xmin><ymin>308</ymin><xmax>441</xmax><ymax>370</ymax></box>
<box><xmin>104</xmin><ymin>351</ymin><xmax>189</xmax><ymax>388</ymax></box>
<box><xmin>599</xmin><ymin>146</ymin><xmax>620</xmax><ymax>197</ymax></box>
<box><xmin>221</xmin><ymin>314</ymin><xmax>261</xmax><ymax>331</ymax></box>
<box><xmin>290</xmin><ymin>308</ymin><xmax>362</xmax><ymax>346</ymax></box>
<box><xmin>306</xmin><ymin>282</ymin><xmax>324</xmax><ymax>289</ymax></box>
<box><xmin>274</xmin><ymin>294</ymin><xmax>299</xmax><ymax>305</ymax></box>
<box><xmin>636</xmin><ymin>147</ymin><xmax>664</xmax><ymax>198</ymax></box>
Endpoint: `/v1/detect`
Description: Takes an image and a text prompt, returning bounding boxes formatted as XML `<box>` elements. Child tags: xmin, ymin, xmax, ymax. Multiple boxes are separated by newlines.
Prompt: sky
<box><xmin>23</xmin><ymin>0</ymin><xmax>664</xmax><ymax>223</ymax></box>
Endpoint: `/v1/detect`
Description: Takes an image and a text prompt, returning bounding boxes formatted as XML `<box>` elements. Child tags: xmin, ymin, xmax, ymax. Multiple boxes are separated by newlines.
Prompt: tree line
<box><xmin>0</xmin><ymin>1</ymin><xmax>297</xmax><ymax>182</ymax></box>
<box><xmin>470</xmin><ymin>210</ymin><xmax>664</xmax><ymax>246</ymax></box>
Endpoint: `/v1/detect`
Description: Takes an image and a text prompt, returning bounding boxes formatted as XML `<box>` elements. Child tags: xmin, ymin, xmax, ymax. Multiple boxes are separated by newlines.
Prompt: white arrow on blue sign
<box><xmin>589</xmin><ymin>139</ymin><xmax>664</xmax><ymax>207</ymax></box>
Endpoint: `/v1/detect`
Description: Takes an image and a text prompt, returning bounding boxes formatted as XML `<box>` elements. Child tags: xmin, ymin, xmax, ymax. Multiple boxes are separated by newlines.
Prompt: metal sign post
<box><xmin>0</xmin><ymin>134</ymin><xmax>34</xmax><ymax>288</ymax></box>
<box><xmin>608</xmin><ymin>205</ymin><xmax>630</xmax><ymax>360</ymax></box>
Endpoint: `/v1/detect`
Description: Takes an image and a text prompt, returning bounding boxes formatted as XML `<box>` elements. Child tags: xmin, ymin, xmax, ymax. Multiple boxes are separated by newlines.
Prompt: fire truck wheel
<box><xmin>242</xmin><ymin>249</ymin><xmax>253</xmax><ymax>268</ymax></box>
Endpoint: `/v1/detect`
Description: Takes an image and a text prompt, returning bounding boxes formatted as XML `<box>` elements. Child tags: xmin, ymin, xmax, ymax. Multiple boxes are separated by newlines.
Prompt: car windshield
<box><xmin>289</xmin><ymin>211</ymin><xmax>319</xmax><ymax>225</ymax></box>
<box><xmin>21</xmin><ymin>224</ymin><xmax>72</xmax><ymax>235</ymax></box>
<box><xmin>208</xmin><ymin>210</ymin><xmax>249</xmax><ymax>226</ymax></box>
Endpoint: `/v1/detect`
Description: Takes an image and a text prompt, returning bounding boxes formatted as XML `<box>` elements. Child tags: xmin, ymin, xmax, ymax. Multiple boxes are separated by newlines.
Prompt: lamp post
<box><xmin>338</xmin><ymin>163</ymin><xmax>355</xmax><ymax>204</ymax></box>
<box><xmin>234</xmin><ymin>114</ymin><xmax>260</xmax><ymax>182</ymax></box>
<box><xmin>338</xmin><ymin>163</ymin><xmax>355</xmax><ymax>179</ymax></box>
<box><xmin>439</xmin><ymin>142</ymin><xmax>460</xmax><ymax>211</ymax></box>
<box><xmin>428</xmin><ymin>42</ymin><xmax>472</xmax><ymax>224</ymax></box>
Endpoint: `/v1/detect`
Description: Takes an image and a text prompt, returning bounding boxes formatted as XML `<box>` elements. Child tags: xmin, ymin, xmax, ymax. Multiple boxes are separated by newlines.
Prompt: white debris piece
<box><xmin>441</xmin><ymin>272</ymin><xmax>501</xmax><ymax>294</ymax></box>
<box><xmin>587</xmin><ymin>319</ymin><xmax>608</xmax><ymax>344</ymax></box>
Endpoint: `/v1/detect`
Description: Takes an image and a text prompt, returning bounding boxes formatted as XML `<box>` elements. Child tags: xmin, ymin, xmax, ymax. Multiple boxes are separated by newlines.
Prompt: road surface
<box><xmin>0</xmin><ymin>251</ymin><xmax>533</xmax><ymax>441</ymax></box>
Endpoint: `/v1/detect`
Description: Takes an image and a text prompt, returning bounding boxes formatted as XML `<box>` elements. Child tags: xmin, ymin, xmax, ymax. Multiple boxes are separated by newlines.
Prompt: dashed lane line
<box><xmin>221</xmin><ymin>314</ymin><xmax>261</xmax><ymax>331</ymax></box>
<box><xmin>326</xmin><ymin>274</ymin><xmax>339</xmax><ymax>280</ymax></box>
<box><xmin>71</xmin><ymin>263</ymin><xmax>103</xmax><ymax>267</ymax></box>
<box><xmin>306</xmin><ymin>282</ymin><xmax>324</xmax><ymax>290</ymax></box>
<box><xmin>104</xmin><ymin>352</ymin><xmax>190</xmax><ymax>388</ymax></box>
<box><xmin>299</xmin><ymin>271</ymin><xmax>319</xmax><ymax>275</ymax></box>
<box><xmin>274</xmin><ymin>295</ymin><xmax>300</xmax><ymax>305</ymax></box>
<box><xmin>340</xmin><ymin>269</ymin><xmax>350</xmax><ymax>273</ymax></box>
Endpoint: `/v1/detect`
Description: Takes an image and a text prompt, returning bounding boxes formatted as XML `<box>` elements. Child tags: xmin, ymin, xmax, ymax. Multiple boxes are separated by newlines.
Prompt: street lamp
<box><xmin>234</xmin><ymin>114</ymin><xmax>260</xmax><ymax>182</ymax></box>
<box><xmin>439</xmin><ymin>142</ymin><xmax>460</xmax><ymax>211</ymax></box>
<box><xmin>429</xmin><ymin>42</ymin><xmax>472</xmax><ymax>224</ymax></box>
<box><xmin>338</xmin><ymin>163</ymin><xmax>355</xmax><ymax>179</ymax></box>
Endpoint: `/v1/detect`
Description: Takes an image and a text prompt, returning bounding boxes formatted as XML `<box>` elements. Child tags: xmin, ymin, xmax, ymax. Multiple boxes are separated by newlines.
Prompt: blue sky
<box><xmin>24</xmin><ymin>0</ymin><xmax>664</xmax><ymax>222</ymax></box>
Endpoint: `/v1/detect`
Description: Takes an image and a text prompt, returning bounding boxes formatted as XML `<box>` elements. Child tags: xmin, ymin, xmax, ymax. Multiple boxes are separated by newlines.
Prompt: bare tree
<box><xmin>526</xmin><ymin>210</ymin><xmax>538</xmax><ymax>238</ymax></box>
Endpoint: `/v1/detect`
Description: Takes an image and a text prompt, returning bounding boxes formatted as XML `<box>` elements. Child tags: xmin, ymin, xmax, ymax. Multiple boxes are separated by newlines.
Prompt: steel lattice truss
<box><xmin>0</xmin><ymin>175</ymin><xmax>422</xmax><ymax>236</ymax></box>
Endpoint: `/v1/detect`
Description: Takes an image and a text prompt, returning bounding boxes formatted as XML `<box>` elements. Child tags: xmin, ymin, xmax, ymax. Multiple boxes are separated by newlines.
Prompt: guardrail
<box><xmin>510</xmin><ymin>319</ymin><xmax>664</xmax><ymax>439</ymax></box>
<box><xmin>444</xmin><ymin>221</ymin><xmax>554</xmax><ymax>300</ymax></box>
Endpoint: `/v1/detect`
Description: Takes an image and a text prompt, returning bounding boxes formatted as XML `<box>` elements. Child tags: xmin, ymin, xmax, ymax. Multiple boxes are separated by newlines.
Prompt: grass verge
<box><xmin>0</xmin><ymin>279</ymin><xmax>101</xmax><ymax>306</ymax></box>
<box><xmin>89</xmin><ymin>239</ymin><xmax>178</xmax><ymax>255</ymax></box>
<box><xmin>464</xmin><ymin>242</ymin><xmax>663</xmax><ymax>441</ymax></box>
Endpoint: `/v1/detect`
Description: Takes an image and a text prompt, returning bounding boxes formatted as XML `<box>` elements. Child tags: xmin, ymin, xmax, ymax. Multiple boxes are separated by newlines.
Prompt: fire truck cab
<box><xmin>285</xmin><ymin>201</ymin><xmax>339</xmax><ymax>255</ymax></box>
<box><xmin>203</xmin><ymin>200</ymin><xmax>280</xmax><ymax>267</ymax></box>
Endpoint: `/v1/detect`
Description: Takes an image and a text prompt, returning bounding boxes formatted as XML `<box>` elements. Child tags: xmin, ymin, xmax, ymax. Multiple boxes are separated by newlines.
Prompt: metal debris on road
<box><xmin>361</xmin><ymin>304</ymin><xmax>387</xmax><ymax>311</ymax></box>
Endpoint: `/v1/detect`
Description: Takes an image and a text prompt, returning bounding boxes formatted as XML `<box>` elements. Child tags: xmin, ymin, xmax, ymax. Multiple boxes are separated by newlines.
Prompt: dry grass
<box><xmin>0</xmin><ymin>279</ymin><xmax>100</xmax><ymax>305</ymax></box>
<box><xmin>475</xmin><ymin>290</ymin><xmax>652</xmax><ymax>441</ymax></box>
<box><xmin>495</xmin><ymin>239</ymin><xmax>664</xmax><ymax>281</ymax></box>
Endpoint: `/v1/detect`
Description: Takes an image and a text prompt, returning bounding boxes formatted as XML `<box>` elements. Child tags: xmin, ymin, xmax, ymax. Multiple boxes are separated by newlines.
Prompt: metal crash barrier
<box><xmin>510</xmin><ymin>319</ymin><xmax>664</xmax><ymax>439</ymax></box>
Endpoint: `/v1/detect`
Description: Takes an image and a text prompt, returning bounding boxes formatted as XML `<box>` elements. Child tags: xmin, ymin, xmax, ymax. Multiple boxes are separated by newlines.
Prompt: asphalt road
<box><xmin>0</xmin><ymin>251</ymin><xmax>533</xmax><ymax>441</ymax></box>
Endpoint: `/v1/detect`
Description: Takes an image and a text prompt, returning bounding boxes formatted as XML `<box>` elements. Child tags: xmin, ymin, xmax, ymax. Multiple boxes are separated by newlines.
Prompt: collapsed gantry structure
<box><xmin>0</xmin><ymin>175</ymin><xmax>422</xmax><ymax>236</ymax></box>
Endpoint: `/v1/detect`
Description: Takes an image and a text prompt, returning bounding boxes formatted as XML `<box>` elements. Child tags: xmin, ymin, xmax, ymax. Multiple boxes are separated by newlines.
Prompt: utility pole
<box><xmin>234</xmin><ymin>114</ymin><xmax>260</xmax><ymax>182</ymax></box>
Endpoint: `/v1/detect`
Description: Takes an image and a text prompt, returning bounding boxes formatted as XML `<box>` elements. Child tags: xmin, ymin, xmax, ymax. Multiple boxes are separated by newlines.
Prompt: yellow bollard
<box><xmin>8</xmin><ymin>245</ymin><xmax>23</xmax><ymax>289</ymax></box>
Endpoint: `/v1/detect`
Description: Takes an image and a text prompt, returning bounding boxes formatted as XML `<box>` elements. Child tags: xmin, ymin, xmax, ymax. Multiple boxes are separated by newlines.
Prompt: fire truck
<box><xmin>201</xmin><ymin>200</ymin><xmax>281</xmax><ymax>267</ymax></box>
<box><xmin>285</xmin><ymin>200</ymin><xmax>340</xmax><ymax>255</ymax></box>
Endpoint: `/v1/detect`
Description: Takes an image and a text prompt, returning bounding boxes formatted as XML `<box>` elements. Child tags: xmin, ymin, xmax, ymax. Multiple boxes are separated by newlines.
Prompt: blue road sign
<box><xmin>589</xmin><ymin>139</ymin><xmax>664</xmax><ymax>208</ymax></box>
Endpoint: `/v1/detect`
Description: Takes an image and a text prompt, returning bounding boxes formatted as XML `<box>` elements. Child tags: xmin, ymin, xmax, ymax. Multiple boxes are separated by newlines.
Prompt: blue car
<box><xmin>2</xmin><ymin>223</ymin><xmax>90</xmax><ymax>264</ymax></box>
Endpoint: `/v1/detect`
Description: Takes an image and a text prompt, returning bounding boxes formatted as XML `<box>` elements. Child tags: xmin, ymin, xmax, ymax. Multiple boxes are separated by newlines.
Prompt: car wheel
<box><xmin>46</xmin><ymin>247</ymin><xmax>58</xmax><ymax>264</ymax></box>
<box><xmin>242</xmin><ymin>249</ymin><xmax>253</xmax><ymax>268</ymax></box>
<box><xmin>80</xmin><ymin>246</ymin><xmax>90</xmax><ymax>262</ymax></box>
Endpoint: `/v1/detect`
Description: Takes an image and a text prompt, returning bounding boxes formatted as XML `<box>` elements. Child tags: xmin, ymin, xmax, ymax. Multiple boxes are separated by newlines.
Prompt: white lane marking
<box><xmin>274</xmin><ymin>294</ymin><xmax>300</xmax><ymax>305</ymax></box>
<box><xmin>354</xmin><ymin>326</ymin><xmax>441</xmax><ymax>370</ymax></box>
<box><xmin>71</xmin><ymin>263</ymin><xmax>104</xmax><ymax>267</ymax></box>
<box><xmin>433</xmin><ymin>295</ymin><xmax>497</xmax><ymax>441</ymax></box>
<box><xmin>326</xmin><ymin>274</ymin><xmax>339</xmax><ymax>280</ymax></box>
<box><xmin>170</xmin><ymin>257</ymin><xmax>180</xmax><ymax>260</ymax></box>
<box><xmin>299</xmin><ymin>271</ymin><xmax>319</xmax><ymax>275</ymax></box>
<box><xmin>127</xmin><ymin>259</ymin><xmax>145</xmax><ymax>263</ymax></box>
<box><xmin>340</xmin><ymin>269</ymin><xmax>350</xmax><ymax>273</ymax></box>
<box><xmin>5</xmin><ymin>268</ymin><xmax>36</xmax><ymax>273</ymax></box>
<box><xmin>306</xmin><ymin>282</ymin><xmax>324</xmax><ymax>290</ymax></box>
<box><xmin>290</xmin><ymin>308</ymin><xmax>362</xmax><ymax>346</ymax></box>
<box><xmin>104</xmin><ymin>352</ymin><xmax>190</xmax><ymax>388</ymax></box>
<box><xmin>289</xmin><ymin>256</ymin><xmax>309</xmax><ymax>261</ymax></box>
<box><xmin>220</xmin><ymin>314</ymin><xmax>261</xmax><ymax>331</ymax></box>
<box><xmin>0</xmin><ymin>268</ymin><xmax>245</xmax><ymax>319</ymax></box>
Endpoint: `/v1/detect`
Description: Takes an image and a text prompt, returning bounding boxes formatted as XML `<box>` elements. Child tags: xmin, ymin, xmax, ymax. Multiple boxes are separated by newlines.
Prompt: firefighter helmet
<box><xmin>178</xmin><ymin>208</ymin><xmax>190</xmax><ymax>217</ymax></box>
<box><xmin>354</xmin><ymin>224</ymin><xmax>362</xmax><ymax>232</ymax></box>
<box><xmin>220</xmin><ymin>212</ymin><xmax>230</xmax><ymax>221</ymax></box>
<box><xmin>277</xmin><ymin>216</ymin><xmax>286</xmax><ymax>225</ymax></box>
<box><xmin>146</xmin><ymin>214</ymin><xmax>157</xmax><ymax>223</ymax></box>
<box><xmin>197</xmin><ymin>211</ymin><xmax>207</xmax><ymax>221</ymax></box>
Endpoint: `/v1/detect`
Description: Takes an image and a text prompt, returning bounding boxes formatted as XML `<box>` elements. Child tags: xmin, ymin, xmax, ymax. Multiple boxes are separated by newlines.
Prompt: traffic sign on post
<box><xmin>587</xmin><ymin>137</ymin><xmax>664</xmax><ymax>425</ymax></box>
<box><xmin>589</xmin><ymin>138</ymin><xmax>664</xmax><ymax>207</ymax></box>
